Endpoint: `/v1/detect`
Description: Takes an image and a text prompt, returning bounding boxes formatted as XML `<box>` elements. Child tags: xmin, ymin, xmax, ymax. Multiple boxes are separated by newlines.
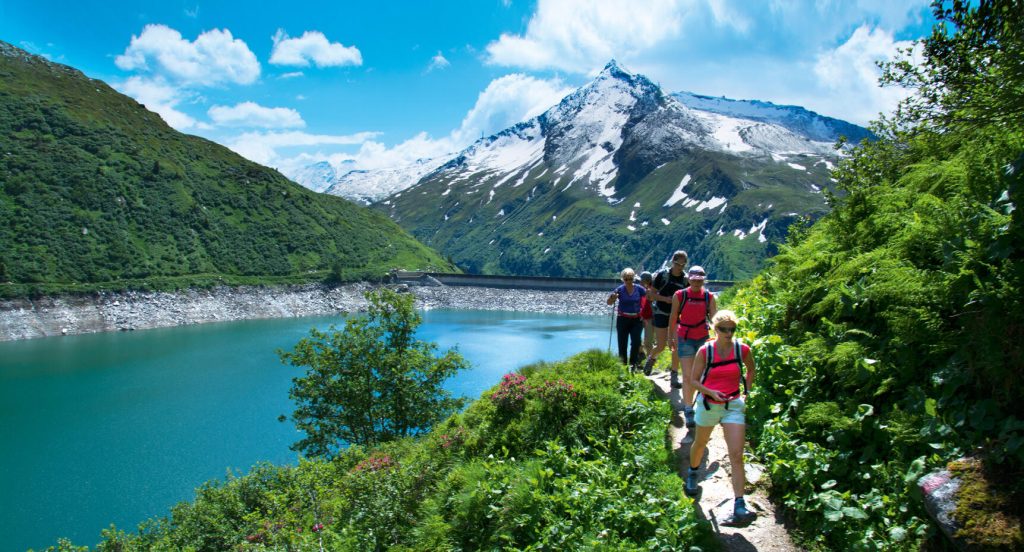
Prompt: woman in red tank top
<box><xmin>667</xmin><ymin>266</ymin><xmax>718</xmax><ymax>428</ymax></box>
<box><xmin>683</xmin><ymin>309</ymin><xmax>757</xmax><ymax>522</ymax></box>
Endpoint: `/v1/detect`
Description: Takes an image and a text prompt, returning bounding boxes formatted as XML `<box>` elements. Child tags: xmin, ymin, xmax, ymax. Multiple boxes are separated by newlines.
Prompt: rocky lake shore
<box><xmin>0</xmin><ymin>282</ymin><xmax>615</xmax><ymax>342</ymax></box>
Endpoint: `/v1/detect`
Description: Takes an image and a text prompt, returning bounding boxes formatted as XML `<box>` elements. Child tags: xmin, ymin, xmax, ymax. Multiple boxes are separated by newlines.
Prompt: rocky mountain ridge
<box><xmin>375</xmin><ymin>61</ymin><xmax>864</xmax><ymax>279</ymax></box>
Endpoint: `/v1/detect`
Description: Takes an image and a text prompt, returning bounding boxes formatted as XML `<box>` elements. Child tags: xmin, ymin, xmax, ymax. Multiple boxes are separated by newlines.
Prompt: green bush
<box><xmin>720</xmin><ymin>3</ymin><xmax>1024</xmax><ymax>548</ymax></box>
<box><xmin>61</xmin><ymin>351</ymin><xmax>713</xmax><ymax>551</ymax></box>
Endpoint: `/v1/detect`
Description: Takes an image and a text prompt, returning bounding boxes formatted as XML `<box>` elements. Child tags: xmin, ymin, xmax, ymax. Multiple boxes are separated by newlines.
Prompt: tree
<box><xmin>881</xmin><ymin>0</ymin><xmax>1024</xmax><ymax>131</ymax></box>
<box><xmin>279</xmin><ymin>288</ymin><xmax>469</xmax><ymax>456</ymax></box>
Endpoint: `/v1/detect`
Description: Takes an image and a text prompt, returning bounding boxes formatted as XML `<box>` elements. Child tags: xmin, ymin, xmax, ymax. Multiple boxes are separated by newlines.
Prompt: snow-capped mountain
<box><xmin>671</xmin><ymin>91</ymin><xmax>874</xmax><ymax>144</ymax></box>
<box><xmin>291</xmin><ymin>157</ymin><xmax>447</xmax><ymax>205</ymax></box>
<box><xmin>380</xmin><ymin>61</ymin><xmax>867</xmax><ymax>279</ymax></box>
<box><xmin>289</xmin><ymin>161</ymin><xmax>337</xmax><ymax>193</ymax></box>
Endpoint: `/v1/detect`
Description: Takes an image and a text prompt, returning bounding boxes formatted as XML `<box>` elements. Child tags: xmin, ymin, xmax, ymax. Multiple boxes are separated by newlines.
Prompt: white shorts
<box><xmin>694</xmin><ymin>396</ymin><xmax>745</xmax><ymax>426</ymax></box>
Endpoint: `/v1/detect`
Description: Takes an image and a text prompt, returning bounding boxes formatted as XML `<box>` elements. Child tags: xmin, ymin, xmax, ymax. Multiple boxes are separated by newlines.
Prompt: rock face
<box><xmin>0</xmin><ymin>284</ymin><xmax>614</xmax><ymax>342</ymax></box>
<box><xmin>0</xmin><ymin>284</ymin><xmax>373</xmax><ymax>341</ymax></box>
<box><xmin>919</xmin><ymin>470</ymin><xmax>965</xmax><ymax>550</ymax></box>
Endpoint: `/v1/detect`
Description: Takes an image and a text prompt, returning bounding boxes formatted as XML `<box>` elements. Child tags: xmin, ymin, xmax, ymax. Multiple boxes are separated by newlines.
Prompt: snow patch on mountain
<box><xmin>671</xmin><ymin>91</ymin><xmax>874</xmax><ymax>144</ymax></box>
<box><xmin>665</xmin><ymin>175</ymin><xmax>692</xmax><ymax>207</ymax></box>
<box><xmin>288</xmin><ymin>161</ymin><xmax>337</xmax><ymax>193</ymax></box>
<box><xmin>300</xmin><ymin>156</ymin><xmax>448</xmax><ymax>204</ymax></box>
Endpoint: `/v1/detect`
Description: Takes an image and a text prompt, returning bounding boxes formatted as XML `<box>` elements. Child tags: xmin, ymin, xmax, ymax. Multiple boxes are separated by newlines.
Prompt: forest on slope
<box><xmin>727</xmin><ymin>1</ymin><xmax>1024</xmax><ymax>548</ymax></box>
<box><xmin>0</xmin><ymin>41</ymin><xmax>452</xmax><ymax>298</ymax></box>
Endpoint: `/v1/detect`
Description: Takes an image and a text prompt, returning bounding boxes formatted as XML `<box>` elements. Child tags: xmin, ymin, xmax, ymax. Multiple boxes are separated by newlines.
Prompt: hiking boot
<box><xmin>733</xmin><ymin>497</ymin><xmax>754</xmax><ymax>521</ymax></box>
<box><xmin>684</xmin><ymin>468</ymin><xmax>700</xmax><ymax>496</ymax></box>
<box><xmin>670</xmin><ymin>372</ymin><xmax>682</xmax><ymax>389</ymax></box>
<box><xmin>641</xmin><ymin>357</ymin><xmax>655</xmax><ymax>376</ymax></box>
<box><xmin>683</xmin><ymin>408</ymin><xmax>695</xmax><ymax>428</ymax></box>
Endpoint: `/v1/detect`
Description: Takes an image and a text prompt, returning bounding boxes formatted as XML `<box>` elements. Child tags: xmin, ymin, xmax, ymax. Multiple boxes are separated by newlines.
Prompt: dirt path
<box><xmin>646</xmin><ymin>370</ymin><xmax>801</xmax><ymax>552</ymax></box>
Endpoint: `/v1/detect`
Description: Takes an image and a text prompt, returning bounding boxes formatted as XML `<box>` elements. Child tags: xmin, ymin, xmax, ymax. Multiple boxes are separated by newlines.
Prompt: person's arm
<box><xmin>667</xmin><ymin>292</ymin><xmax>681</xmax><ymax>352</ymax></box>
<box><xmin>743</xmin><ymin>346</ymin><xmax>756</xmax><ymax>395</ymax></box>
<box><xmin>607</xmin><ymin>287</ymin><xmax>618</xmax><ymax>306</ymax></box>
<box><xmin>708</xmin><ymin>293</ymin><xmax>718</xmax><ymax>319</ymax></box>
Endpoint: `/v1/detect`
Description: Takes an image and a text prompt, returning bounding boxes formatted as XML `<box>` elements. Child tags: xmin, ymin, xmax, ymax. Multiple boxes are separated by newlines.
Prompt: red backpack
<box><xmin>639</xmin><ymin>295</ymin><xmax>653</xmax><ymax>320</ymax></box>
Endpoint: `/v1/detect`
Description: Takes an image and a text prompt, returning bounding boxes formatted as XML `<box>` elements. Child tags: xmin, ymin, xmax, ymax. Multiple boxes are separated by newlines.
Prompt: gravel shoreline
<box><xmin>0</xmin><ymin>283</ymin><xmax>615</xmax><ymax>342</ymax></box>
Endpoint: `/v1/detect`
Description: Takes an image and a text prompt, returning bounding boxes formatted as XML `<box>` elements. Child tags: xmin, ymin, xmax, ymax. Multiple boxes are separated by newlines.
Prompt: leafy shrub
<box><xmin>69</xmin><ymin>350</ymin><xmax>713</xmax><ymax>551</ymax></box>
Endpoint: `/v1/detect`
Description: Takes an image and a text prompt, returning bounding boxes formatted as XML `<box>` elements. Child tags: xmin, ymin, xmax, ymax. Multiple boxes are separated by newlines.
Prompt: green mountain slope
<box><xmin>386</xmin><ymin>145</ymin><xmax>832</xmax><ymax>280</ymax></box>
<box><xmin>0</xmin><ymin>42</ymin><xmax>451</xmax><ymax>295</ymax></box>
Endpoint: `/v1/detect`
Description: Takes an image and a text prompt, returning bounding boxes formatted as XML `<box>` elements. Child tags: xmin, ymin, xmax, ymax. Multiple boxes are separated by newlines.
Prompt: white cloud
<box><xmin>278</xmin><ymin>71</ymin><xmax>304</xmax><ymax>79</ymax></box>
<box><xmin>224</xmin><ymin>130</ymin><xmax>380</xmax><ymax>168</ymax></box>
<box><xmin>485</xmin><ymin>0</ymin><xmax>685</xmax><ymax>72</ymax></box>
<box><xmin>256</xmin><ymin>73</ymin><xmax>570</xmax><ymax>177</ymax></box>
<box><xmin>452</xmin><ymin>74</ymin><xmax>572</xmax><ymax>143</ymax></box>
<box><xmin>269</xmin><ymin>30</ymin><xmax>362</xmax><ymax>67</ymax></box>
<box><xmin>208</xmin><ymin>102</ymin><xmax>305</xmax><ymax>129</ymax></box>
<box><xmin>427</xmin><ymin>51</ymin><xmax>450</xmax><ymax>72</ymax></box>
<box><xmin>707</xmin><ymin>0</ymin><xmax>752</xmax><ymax>32</ymax></box>
<box><xmin>115</xmin><ymin>24</ymin><xmax>260</xmax><ymax>86</ymax></box>
<box><xmin>347</xmin><ymin>132</ymin><xmax>457</xmax><ymax>170</ymax></box>
<box><xmin>116</xmin><ymin>75</ymin><xmax>206</xmax><ymax>130</ymax></box>
<box><xmin>812</xmin><ymin>25</ymin><xmax>916</xmax><ymax>124</ymax></box>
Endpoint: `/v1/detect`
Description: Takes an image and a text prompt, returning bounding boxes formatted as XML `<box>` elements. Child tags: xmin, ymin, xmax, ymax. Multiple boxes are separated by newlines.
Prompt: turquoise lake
<box><xmin>0</xmin><ymin>309</ymin><xmax>610</xmax><ymax>551</ymax></box>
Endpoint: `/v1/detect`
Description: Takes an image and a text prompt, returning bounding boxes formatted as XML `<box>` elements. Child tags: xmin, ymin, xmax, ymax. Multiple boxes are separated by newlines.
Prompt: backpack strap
<box><xmin>704</xmin><ymin>291</ymin><xmax>711</xmax><ymax>326</ymax></box>
<box><xmin>697</xmin><ymin>341</ymin><xmax>715</xmax><ymax>410</ymax></box>
<box><xmin>699</xmin><ymin>339</ymin><xmax>745</xmax><ymax>410</ymax></box>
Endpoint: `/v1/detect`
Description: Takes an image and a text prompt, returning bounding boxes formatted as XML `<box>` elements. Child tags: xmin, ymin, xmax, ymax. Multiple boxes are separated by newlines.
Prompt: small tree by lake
<box><xmin>279</xmin><ymin>288</ymin><xmax>469</xmax><ymax>457</ymax></box>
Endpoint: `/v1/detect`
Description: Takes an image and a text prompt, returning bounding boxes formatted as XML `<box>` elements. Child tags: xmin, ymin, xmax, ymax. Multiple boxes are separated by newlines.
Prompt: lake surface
<box><xmin>0</xmin><ymin>309</ymin><xmax>609</xmax><ymax>551</ymax></box>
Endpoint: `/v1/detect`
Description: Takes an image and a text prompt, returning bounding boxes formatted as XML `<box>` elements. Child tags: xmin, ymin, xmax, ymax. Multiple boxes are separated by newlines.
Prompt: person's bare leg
<box><xmin>642</xmin><ymin>326</ymin><xmax>667</xmax><ymax>374</ymax></box>
<box><xmin>722</xmin><ymin>423</ymin><xmax>747</xmax><ymax>497</ymax></box>
<box><xmin>685</xmin><ymin>423</ymin><xmax>714</xmax><ymax>496</ymax></box>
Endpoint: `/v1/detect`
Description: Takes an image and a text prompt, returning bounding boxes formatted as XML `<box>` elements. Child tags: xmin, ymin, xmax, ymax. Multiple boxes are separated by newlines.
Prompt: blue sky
<box><xmin>1</xmin><ymin>0</ymin><xmax>936</xmax><ymax>178</ymax></box>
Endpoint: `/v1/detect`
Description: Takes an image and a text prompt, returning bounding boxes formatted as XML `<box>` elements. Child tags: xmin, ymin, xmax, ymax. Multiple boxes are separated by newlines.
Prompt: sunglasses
<box><xmin>716</xmin><ymin>326</ymin><xmax>737</xmax><ymax>333</ymax></box>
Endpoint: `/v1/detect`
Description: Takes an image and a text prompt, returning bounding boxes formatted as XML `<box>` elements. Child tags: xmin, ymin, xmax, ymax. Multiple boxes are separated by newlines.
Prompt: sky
<box><xmin>0</xmin><ymin>0</ymin><xmax>937</xmax><ymax>179</ymax></box>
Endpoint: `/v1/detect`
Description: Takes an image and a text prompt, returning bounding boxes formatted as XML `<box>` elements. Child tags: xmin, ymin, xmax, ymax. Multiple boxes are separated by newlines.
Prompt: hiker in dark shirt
<box><xmin>640</xmin><ymin>251</ymin><xmax>689</xmax><ymax>381</ymax></box>
<box><xmin>607</xmin><ymin>267</ymin><xmax>647</xmax><ymax>371</ymax></box>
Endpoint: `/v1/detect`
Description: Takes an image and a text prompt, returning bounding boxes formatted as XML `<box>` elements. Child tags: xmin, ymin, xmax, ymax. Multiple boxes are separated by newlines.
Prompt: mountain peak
<box><xmin>598</xmin><ymin>59</ymin><xmax>636</xmax><ymax>81</ymax></box>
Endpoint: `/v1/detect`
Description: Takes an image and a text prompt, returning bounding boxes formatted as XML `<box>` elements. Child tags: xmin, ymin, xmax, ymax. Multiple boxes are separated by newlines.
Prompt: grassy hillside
<box><xmin>45</xmin><ymin>351</ymin><xmax>715</xmax><ymax>551</ymax></box>
<box><xmin>722</xmin><ymin>2</ymin><xmax>1024</xmax><ymax>548</ymax></box>
<box><xmin>0</xmin><ymin>42</ymin><xmax>452</xmax><ymax>297</ymax></box>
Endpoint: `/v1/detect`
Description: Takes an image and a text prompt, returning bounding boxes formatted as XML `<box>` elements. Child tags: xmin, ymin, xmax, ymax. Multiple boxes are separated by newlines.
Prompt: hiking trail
<box><xmin>646</xmin><ymin>370</ymin><xmax>801</xmax><ymax>551</ymax></box>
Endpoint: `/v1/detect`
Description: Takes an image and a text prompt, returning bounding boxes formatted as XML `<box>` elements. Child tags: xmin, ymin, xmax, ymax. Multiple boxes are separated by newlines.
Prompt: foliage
<box><xmin>882</xmin><ymin>0</ymin><xmax>1024</xmax><ymax>131</ymax></box>
<box><xmin>0</xmin><ymin>42</ymin><xmax>453</xmax><ymax>298</ymax></box>
<box><xmin>721</xmin><ymin>2</ymin><xmax>1024</xmax><ymax>548</ymax></box>
<box><xmin>279</xmin><ymin>288</ymin><xmax>469</xmax><ymax>456</ymax></box>
<box><xmin>59</xmin><ymin>350</ymin><xmax>713</xmax><ymax>551</ymax></box>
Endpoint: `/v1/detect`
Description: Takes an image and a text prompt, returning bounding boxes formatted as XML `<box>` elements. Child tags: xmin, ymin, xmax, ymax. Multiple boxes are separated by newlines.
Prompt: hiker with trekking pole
<box><xmin>606</xmin><ymin>267</ymin><xmax>647</xmax><ymax>372</ymax></box>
